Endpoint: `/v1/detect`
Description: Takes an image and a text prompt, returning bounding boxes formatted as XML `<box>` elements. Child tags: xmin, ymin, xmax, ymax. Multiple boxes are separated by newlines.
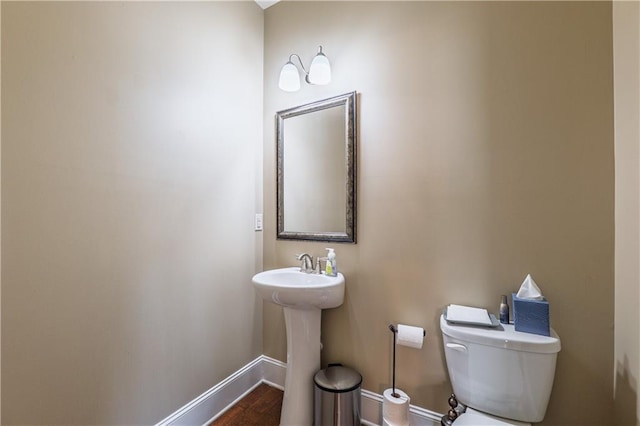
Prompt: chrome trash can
<box><xmin>313</xmin><ymin>363</ymin><xmax>362</xmax><ymax>426</ymax></box>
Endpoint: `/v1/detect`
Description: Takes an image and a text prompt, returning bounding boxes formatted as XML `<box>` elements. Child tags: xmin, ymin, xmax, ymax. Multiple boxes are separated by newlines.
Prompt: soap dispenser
<box><xmin>325</xmin><ymin>248</ymin><xmax>337</xmax><ymax>277</ymax></box>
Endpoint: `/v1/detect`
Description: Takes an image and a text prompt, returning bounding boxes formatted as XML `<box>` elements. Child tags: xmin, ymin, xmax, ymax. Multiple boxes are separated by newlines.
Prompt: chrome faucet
<box><xmin>296</xmin><ymin>253</ymin><xmax>314</xmax><ymax>273</ymax></box>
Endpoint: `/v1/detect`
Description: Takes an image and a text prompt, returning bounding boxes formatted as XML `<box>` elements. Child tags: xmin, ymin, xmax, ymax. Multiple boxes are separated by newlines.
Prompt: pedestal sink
<box><xmin>252</xmin><ymin>267</ymin><xmax>345</xmax><ymax>426</ymax></box>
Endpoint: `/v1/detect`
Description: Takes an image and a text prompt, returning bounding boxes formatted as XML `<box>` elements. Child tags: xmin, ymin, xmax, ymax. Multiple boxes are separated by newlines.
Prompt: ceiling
<box><xmin>254</xmin><ymin>0</ymin><xmax>280</xmax><ymax>9</ymax></box>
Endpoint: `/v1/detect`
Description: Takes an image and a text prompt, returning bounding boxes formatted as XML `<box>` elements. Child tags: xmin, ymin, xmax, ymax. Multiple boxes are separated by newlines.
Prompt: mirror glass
<box><xmin>277</xmin><ymin>91</ymin><xmax>357</xmax><ymax>243</ymax></box>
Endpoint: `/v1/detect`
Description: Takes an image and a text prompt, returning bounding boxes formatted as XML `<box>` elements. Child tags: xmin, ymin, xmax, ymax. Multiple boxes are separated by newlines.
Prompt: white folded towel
<box><xmin>447</xmin><ymin>304</ymin><xmax>492</xmax><ymax>325</ymax></box>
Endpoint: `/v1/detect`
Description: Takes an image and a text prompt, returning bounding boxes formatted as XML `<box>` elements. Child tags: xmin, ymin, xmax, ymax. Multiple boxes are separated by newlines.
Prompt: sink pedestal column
<box><xmin>280</xmin><ymin>306</ymin><xmax>321</xmax><ymax>426</ymax></box>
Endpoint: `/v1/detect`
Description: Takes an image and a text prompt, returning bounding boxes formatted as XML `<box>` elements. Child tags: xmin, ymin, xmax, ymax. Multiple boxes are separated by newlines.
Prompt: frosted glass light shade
<box><xmin>308</xmin><ymin>52</ymin><xmax>331</xmax><ymax>85</ymax></box>
<box><xmin>279</xmin><ymin>61</ymin><xmax>301</xmax><ymax>92</ymax></box>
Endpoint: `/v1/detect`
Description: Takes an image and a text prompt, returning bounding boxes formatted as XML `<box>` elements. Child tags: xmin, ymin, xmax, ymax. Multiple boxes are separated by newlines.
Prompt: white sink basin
<box><xmin>252</xmin><ymin>267</ymin><xmax>345</xmax><ymax>309</ymax></box>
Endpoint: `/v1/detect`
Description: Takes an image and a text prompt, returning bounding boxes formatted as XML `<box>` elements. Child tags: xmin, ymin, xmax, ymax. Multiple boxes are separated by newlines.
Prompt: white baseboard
<box><xmin>156</xmin><ymin>356</ymin><xmax>265</xmax><ymax>426</ymax></box>
<box><xmin>156</xmin><ymin>355</ymin><xmax>442</xmax><ymax>426</ymax></box>
<box><xmin>261</xmin><ymin>355</ymin><xmax>286</xmax><ymax>391</ymax></box>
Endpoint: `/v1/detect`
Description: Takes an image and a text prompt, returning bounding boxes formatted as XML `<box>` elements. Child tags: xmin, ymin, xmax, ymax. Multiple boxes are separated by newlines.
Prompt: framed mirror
<box><xmin>277</xmin><ymin>91</ymin><xmax>357</xmax><ymax>243</ymax></box>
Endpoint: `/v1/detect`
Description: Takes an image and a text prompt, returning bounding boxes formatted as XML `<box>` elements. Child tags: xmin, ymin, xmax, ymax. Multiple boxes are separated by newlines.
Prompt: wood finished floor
<box><xmin>210</xmin><ymin>383</ymin><xmax>283</xmax><ymax>426</ymax></box>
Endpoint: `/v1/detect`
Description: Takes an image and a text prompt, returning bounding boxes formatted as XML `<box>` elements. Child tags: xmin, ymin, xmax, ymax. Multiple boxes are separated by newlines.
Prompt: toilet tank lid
<box><xmin>440</xmin><ymin>314</ymin><xmax>561</xmax><ymax>354</ymax></box>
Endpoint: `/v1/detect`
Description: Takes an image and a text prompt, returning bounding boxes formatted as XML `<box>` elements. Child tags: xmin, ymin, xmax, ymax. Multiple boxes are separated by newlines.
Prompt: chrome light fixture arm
<box><xmin>287</xmin><ymin>54</ymin><xmax>310</xmax><ymax>82</ymax></box>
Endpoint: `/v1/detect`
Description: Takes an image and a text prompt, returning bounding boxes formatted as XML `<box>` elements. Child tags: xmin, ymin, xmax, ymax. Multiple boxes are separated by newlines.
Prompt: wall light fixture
<box><xmin>278</xmin><ymin>46</ymin><xmax>331</xmax><ymax>92</ymax></box>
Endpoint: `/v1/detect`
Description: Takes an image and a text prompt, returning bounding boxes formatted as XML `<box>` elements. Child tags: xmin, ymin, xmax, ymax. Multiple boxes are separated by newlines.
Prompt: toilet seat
<box><xmin>454</xmin><ymin>408</ymin><xmax>530</xmax><ymax>426</ymax></box>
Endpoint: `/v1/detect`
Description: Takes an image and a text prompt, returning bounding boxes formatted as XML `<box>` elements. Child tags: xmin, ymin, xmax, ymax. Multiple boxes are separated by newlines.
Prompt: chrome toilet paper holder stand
<box><xmin>388</xmin><ymin>324</ymin><xmax>426</xmax><ymax>398</ymax></box>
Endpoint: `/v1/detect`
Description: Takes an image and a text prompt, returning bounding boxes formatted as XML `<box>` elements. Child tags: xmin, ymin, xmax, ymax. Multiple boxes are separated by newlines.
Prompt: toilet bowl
<box><xmin>440</xmin><ymin>314</ymin><xmax>561</xmax><ymax>424</ymax></box>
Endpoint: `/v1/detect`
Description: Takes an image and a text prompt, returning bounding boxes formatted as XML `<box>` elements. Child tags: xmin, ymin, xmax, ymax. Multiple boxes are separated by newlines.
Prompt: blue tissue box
<box><xmin>512</xmin><ymin>293</ymin><xmax>550</xmax><ymax>336</ymax></box>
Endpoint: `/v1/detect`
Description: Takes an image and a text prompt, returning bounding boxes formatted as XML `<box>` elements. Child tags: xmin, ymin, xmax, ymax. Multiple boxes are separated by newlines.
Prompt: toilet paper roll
<box><xmin>397</xmin><ymin>324</ymin><xmax>425</xmax><ymax>349</ymax></box>
<box><xmin>383</xmin><ymin>388</ymin><xmax>410</xmax><ymax>426</ymax></box>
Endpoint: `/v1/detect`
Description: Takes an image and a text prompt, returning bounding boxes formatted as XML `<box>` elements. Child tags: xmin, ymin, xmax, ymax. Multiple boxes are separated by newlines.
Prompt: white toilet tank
<box><xmin>440</xmin><ymin>314</ymin><xmax>561</xmax><ymax>423</ymax></box>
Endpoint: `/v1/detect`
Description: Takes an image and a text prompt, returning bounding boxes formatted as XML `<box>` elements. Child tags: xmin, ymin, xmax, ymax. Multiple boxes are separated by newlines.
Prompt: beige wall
<box><xmin>1</xmin><ymin>2</ymin><xmax>263</xmax><ymax>424</ymax></box>
<box><xmin>0</xmin><ymin>1</ymin><xmax>625</xmax><ymax>424</ymax></box>
<box><xmin>0</xmin><ymin>2</ymin><xmax>3</xmax><ymax>420</ymax></box>
<box><xmin>264</xmin><ymin>2</ymin><xmax>614</xmax><ymax>424</ymax></box>
<box><xmin>614</xmin><ymin>1</ymin><xmax>640</xmax><ymax>424</ymax></box>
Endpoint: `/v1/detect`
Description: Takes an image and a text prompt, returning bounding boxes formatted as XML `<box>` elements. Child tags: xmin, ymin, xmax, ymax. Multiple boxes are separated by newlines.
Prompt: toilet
<box><xmin>440</xmin><ymin>314</ymin><xmax>561</xmax><ymax>425</ymax></box>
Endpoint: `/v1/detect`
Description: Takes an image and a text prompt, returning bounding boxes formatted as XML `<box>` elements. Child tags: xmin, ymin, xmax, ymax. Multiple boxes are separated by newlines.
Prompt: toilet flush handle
<box><xmin>446</xmin><ymin>343</ymin><xmax>468</xmax><ymax>353</ymax></box>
